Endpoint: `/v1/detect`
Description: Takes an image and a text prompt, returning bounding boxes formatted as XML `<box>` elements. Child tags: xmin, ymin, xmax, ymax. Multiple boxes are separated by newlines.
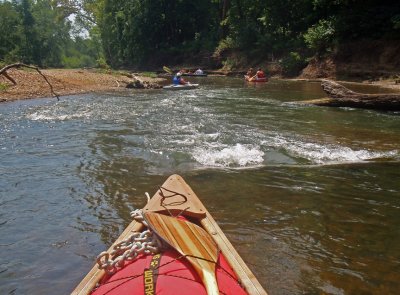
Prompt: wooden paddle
<box><xmin>144</xmin><ymin>212</ymin><xmax>220</xmax><ymax>295</ymax></box>
<box><xmin>163</xmin><ymin>65</ymin><xmax>173</xmax><ymax>74</ymax></box>
<box><xmin>249</xmin><ymin>73</ymin><xmax>258</xmax><ymax>82</ymax></box>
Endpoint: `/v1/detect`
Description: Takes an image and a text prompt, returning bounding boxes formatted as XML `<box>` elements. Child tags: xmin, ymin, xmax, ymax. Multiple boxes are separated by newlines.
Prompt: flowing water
<box><xmin>0</xmin><ymin>77</ymin><xmax>399</xmax><ymax>295</ymax></box>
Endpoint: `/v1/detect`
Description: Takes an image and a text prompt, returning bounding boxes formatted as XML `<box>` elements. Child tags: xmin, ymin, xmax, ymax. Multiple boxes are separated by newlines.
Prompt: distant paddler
<box><xmin>246</xmin><ymin>67</ymin><xmax>255</xmax><ymax>78</ymax></box>
<box><xmin>173</xmin><ymin>70</ymin><xmax>190</xmax><ymax>85</ymax></box>
<box><xmin>194</xmin><ymin>68</ymin><xmax>204</xmax><ymax>75</ymax></box>
<box><xmin>163</xmin><ymin>67</ymin><xmax>198</xmax><ymax>90</ymax></box>
<box><xmin>245</xmin><ymin>67</ymin><xmax>268</xmax><ymax>82</ymax></box>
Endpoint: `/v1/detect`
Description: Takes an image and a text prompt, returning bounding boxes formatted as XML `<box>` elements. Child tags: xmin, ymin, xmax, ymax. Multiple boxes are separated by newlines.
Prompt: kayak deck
<box><xmin>72</xmin><ymin>174</ymin><xmax>267</xmax><ymax>295</ymax></box>
<box><xmin>163</xmin><ymin>84</ymin><xmax>199</xmax><ymax>90</ymax></box>
<box><xmin>181</xmin><ymin>73</ymin><xmax>208</xmax><ymax>77</ymax></box>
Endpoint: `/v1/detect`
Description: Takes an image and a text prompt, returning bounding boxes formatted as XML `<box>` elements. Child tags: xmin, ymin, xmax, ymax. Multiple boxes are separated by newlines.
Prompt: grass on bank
<box><xmin>0</xmin><ymin>82</ymin><xmax>9</xmax><ymax>91</ymax></box>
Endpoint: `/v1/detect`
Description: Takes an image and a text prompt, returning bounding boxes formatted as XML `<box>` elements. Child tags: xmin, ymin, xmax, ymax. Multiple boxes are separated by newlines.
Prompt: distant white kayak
<box><xmin>181</xmin><ymin>73</ymin><xmax>208</xmax><ymax>77</ymax></box>
<box><xmin>163</xmin><ymin>84</ymin><xmax>199</xmax><ymax>90</ymax></box>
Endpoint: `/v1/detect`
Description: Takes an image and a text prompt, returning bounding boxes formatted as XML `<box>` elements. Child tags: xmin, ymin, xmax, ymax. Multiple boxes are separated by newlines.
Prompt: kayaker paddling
<box><xmin>173</xmin><ymin>70</ymin><xmax>189</xmax><ymax>85</ymax></box>
<box><xmin>256</xmin><ymin>68</ymin><xmax>266</xmax><ymax>79</ymax></box>
<box><xmin>195</xmin><ymin>68</ymin><xmax>204</xmax><ymax>75</ymax></box>
<box><xmin>163</xmin><ymin>69</ymin><xmax>199</xmax><ymax>90</ymax></box>
<box><xmin>246</xmin><ymin>68</ymin><xmax>255</xmax><ymax>78</ymax></box>
<box><xmin>245</xmin><ymin>67</ymin><xmax>268</xmax><ymax>82</ymax></box>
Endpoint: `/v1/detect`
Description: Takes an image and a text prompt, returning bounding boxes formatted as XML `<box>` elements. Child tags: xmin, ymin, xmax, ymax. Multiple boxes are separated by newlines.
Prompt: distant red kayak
<box><xmin>244</xmin><ymin>75</ymin><xmax>268</xmax><ymax>82</ymax></box>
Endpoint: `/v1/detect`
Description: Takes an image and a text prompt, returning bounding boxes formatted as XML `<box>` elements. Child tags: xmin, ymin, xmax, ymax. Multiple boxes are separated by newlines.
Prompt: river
<box><xmin>0</xmin><ymin>77</ymin><xmax>399</xmax><ymax>294</ymax></box>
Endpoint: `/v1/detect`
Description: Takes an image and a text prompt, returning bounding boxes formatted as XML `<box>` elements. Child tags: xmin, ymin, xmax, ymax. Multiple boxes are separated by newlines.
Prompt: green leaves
<box><xmin>304</xmin><ymin>19</ymin><xmax>335</xmax><ymax>54</ymax></box>
<box><xmin>98</xmin><ymin>0</ymin><xmax>220</xmax><ymax>67</ymax></box>
<box><xmin>280</xmin><ymin>52</ymin><xmax>307</xmax><ymax>77</ymax></box>
<box><xmin>0</xmin><ymin>2</ymin><xmax>22</xmax><ymax>62</ymax></box>
<box><xmin>2</xmin><ymin>0</ymin><xmax>399</xmax><ymax>70</ymax></box>
<box><xmin>0</xmin><ymin>0</ymin><xmax>102</xmax><ymax>68</ymax></box>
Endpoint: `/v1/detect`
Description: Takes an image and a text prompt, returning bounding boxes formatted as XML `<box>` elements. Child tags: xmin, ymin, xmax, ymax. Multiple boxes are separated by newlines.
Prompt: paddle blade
<box><xmin>144</xmin><ymin>212</ymin><xmax>219</xmax><ymax>295</ymax></box>
<box><xmin>163</xmin><ymin>66</ymin><xmax>173</xmax><ymax>74</ymax></box>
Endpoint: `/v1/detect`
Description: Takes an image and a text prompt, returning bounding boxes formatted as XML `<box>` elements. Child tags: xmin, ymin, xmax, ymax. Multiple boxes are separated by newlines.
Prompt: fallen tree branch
<box><xmin>0</xmin><ymin>63</ymin><xmax>60</xmax><ymax>100</ymax></box>
<box><xmin>298</xmin><ymin>79</ymin><xmax>400</xmax><ymax>111</ymax></box>
<box><xmin>2</xmin><ymin>71</ymin><xmax>17</xmax><ymax>85</ymax></box>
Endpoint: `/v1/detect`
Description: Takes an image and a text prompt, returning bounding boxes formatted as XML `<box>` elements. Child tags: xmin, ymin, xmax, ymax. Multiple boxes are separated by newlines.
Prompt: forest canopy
<box><xmin>1</xmin><ymin>0</ymin><xmax>399</xmax><ymax>71</ymax></box>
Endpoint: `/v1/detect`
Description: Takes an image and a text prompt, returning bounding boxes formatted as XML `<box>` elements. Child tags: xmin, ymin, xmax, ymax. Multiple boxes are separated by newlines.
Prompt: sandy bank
<box><xmin>0</xmin><ymin>68</ymin><xmax>165</xmax><ymax>103</ymax></box>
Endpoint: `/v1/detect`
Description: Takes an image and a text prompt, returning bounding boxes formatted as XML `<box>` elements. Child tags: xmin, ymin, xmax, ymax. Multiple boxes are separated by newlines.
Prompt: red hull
<box><xmin>92</xmin><ymin>250</ymin><xmax>247</xmax><ymax>294</ymax></box>
<box><xmin>244</xmin><ymin>75</ymin><xmax>268</xmax><ymax>82</ymax></box>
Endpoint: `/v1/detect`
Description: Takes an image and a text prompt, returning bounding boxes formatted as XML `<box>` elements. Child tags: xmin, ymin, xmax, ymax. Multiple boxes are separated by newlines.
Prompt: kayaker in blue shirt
<box><xmin>173</xmin><ymin>71</ymin><xmax>188</xmax><ymax>85</ymax></box>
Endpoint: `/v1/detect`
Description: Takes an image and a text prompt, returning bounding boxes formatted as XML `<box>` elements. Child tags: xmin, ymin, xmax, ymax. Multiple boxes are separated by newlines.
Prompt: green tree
<box><xmin>97</xmin><ymin>0</ymin><xmax>220</xmax><ymax>67</ymax></box>
<box><xmin>0</xmin><ymin>1</ymin><xmax>22</xmax><ymax>62</ymax></box>
<box><xmin>19</xmin><ymin>0</ymin><xmax>39</xmax><ymax>64</ymax></box>
<box><xmin>31</xmin><ymin>0</ymin><xmax>71</xmax><ymax>67</ymax></box>
<box><xmin>303</xmin><ymin>19</ymin><xmax>335</xmax><ymax>54</ymax></box>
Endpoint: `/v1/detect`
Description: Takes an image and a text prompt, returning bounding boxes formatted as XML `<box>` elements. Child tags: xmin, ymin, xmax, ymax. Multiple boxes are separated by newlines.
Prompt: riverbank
<box><xmin>1</xmin><ymin>67</ymin><xmax>400</xmax><ymax>103</ymax></box>
<box><xmin>0</xmin><ymin>68</ymin><xmax>165</xmax><ymax>103</ymax></box>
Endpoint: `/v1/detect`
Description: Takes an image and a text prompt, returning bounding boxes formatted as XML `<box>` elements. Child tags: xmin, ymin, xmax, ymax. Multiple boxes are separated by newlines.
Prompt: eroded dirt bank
<box><xmin>0</xmin><ymin>68</ymin><xmax>165</xmax><ymax>103</ymax></box>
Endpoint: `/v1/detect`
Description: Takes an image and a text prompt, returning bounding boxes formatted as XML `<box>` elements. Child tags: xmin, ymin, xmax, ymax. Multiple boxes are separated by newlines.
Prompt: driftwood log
<box><xmin>299</xmin><ymin>79</ymin><xmax>400</xmax><ymax>111</ymax></box>
<box><xmin>0</xmin><ymin>63</ymin><xmax>60</xmax><ymax>100</ymax></box>
<box><xmin>126</xmin><ymin>74</ymin><xmax>162</xmax><ymax>89</ymax></box>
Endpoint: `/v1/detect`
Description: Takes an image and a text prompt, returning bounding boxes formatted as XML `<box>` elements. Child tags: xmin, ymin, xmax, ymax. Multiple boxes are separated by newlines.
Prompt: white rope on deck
<box><xmin>96</xmin><ymin>208</ymin><xmax>162</xmax><ymax>275</ymax></box>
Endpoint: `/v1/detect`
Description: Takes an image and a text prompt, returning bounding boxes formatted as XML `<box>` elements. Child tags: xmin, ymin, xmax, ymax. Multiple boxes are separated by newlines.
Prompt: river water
<box><xmin>0</xmin><ymin>77</ymin><xmax>399</xmax><ymax>295</ymax></box>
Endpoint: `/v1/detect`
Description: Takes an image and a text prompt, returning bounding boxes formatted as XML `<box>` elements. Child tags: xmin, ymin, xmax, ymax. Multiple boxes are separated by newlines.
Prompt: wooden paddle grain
<box><xmin>145</xmin><ymin>212</ymin><xmax>220</xmax><ymax>295</ymax></box>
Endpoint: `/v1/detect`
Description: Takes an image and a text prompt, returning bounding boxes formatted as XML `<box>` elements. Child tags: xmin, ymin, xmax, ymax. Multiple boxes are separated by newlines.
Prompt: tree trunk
<box><xmin>299</xmin><ymin>79</ymin><xmax>400</xmax><ymax>111</ymax></box>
